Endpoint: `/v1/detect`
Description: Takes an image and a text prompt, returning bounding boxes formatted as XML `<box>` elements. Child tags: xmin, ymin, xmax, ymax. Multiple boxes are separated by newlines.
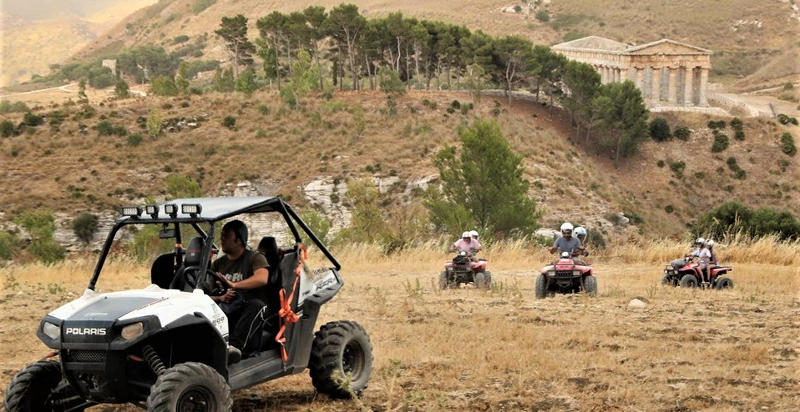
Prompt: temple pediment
<box><xmin>625</xmin><ymin>39</ymin><xmax>711</xmax><ymax>55</ymax></box>
<box><xmin>552</xmin><ymin>36</ymin><xmax>628</xmax><ymax>52</ymax></box>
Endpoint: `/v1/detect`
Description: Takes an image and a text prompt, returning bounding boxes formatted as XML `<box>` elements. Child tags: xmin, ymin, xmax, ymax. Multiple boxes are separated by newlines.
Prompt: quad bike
<box><xmin>535</xmin><ymin>252</ymin><xmax>597</xmax><ymax>298</ymax></box>
<box><xmin>4</xmin><ymin>197</ymin><xmax>373</xmax><ymax>411</ymax></box>
<box><xmin>662</xmin><ymin>256</ymin><xmax>734</xmax><ymax>289</ymax></box>
<box><xmin>439</xmin><ymin>250</ymin><xmax>492</xmax><ymax>290</ymax></box>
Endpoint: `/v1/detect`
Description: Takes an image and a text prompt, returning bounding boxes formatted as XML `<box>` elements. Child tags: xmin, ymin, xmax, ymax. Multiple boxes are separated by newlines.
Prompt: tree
<box><xmin>175</xmin><ymin>61</ymin><xmax>190</xmax><ymax>95</ymax></box>
<box><xmin>146</xmin><ymin>108</ymin><xmax>162</xmax><ymax>138</ymax></box>
<box><xmin>492</xmin><ymin>35</ymin><xmax>533</xmax><ymax>106</ymax></box>
<box><xmin>77</xmin><ymin>79</ymin><xmax>88</xmax><ymax>103</ymax></box>
<box><xmin>114</xmin><ymin>78</ymin><xmax>130</xmax><ymax>98</ymax></box>
<box><xmin>302</xmin><ymin>6</ymin><xmax>328</xmax><ymax>90</ymax></box>
<box><xmin>257</xmin><ymin>11</ymin><xmax>289</xmax><ymax>90</ymax></box>
<box><xmin>463</xmin><ymin>63</ymin><xmax>488</xmax><ymax>105</ymax></box>
<box><xmin>592</xmin><ymin>81</ymin><xmax>649</xmax><ymax>167</ymax></box>
<box><xmin>213</xmin><ymin>67</ymin><xmax>234</xmax><ymax>92</ymax></box>
<box><xmin>560</xmin><ymin>60</ymin><xmax>600</xmax><ymax>137</ymax></box>
<box><xmin>324</xmin><ymin>4</ymin><xmax>366</xmax><ymax>90</ymax></box>
<box><xmin>150</xmin><ymin>76</ymin><xmax>178</xmax><ymax>96</ymax></box>
<box><xmin>234</xmin><ymin>68</ymin><xmax>258</xmax><ymax>96</ymax></box>
<box><xmin>426</xmin><ymin>119</ymin><xmax>541</xmax><ymax>238</ymax></box>
<box><xmin>14</xmin><ymin>211</ymin><xmax>65</xmax><ymax>264</ymax></box>
<box><xmin>288</xmin><ymin>49</ymin><xmax>320</xmax><ymax>97</ymax></box>
<box><xmin>215</xmin><ymin>14</ymin><xmax>256</xmax><ymax>80</ymax></box>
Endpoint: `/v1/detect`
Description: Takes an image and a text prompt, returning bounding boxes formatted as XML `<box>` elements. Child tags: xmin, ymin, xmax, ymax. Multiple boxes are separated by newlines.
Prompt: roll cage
<box><xmin>87</xmin><ymin>196</ymin><xmax>340</xmax><ymax>291</ymax></box>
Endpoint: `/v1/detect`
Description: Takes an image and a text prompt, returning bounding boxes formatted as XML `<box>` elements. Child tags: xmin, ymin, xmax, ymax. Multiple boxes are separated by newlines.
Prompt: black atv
<box><xmin>4</xmin><ymin>197</ymin><xmax>373</xmax><ymax>411</ymax></box>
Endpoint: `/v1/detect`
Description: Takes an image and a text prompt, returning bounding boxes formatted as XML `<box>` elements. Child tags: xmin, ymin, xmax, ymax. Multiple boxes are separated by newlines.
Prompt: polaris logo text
<box><xmin>65</xmin><ymin>328</ymin><xmax>107</xmax><ymax>336</ymax></box>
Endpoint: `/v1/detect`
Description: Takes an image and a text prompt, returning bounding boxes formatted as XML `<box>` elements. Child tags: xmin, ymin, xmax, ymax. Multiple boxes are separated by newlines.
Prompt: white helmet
<box><xmin>574</xmin><ymin>226</ymin><xmax>587</xmax><ymax>237</ymax></box>
<box><xmin>462</xmin><ymin>231</ymin><xmax>471</xmax><ymax>238</ymax></box>
<box><xmin>469</xmin><ymin>230</ymin><xmax>479</xmax><ymax>238</ymax></box>
<box><xmin>705</xmin><ymin>239</ymin><xmax>714</xmax><ymax>247</ymax></box>
<box><xmin>695</xmin><ymin>237</ymin><xmax>705</xmax><ymax>245</ymax></box>
<box><xmin>560</xmin><ymin>222</ymin><xmax>574</xmax><ymax>233</ymax></box>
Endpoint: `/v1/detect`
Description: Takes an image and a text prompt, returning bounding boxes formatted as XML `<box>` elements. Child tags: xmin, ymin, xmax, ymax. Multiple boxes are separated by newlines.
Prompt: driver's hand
<box><xmin>216</xmin><ymin>272</ymin><xmax>235</xmax><ymax>289</ymax></box>
<box><xmin>219</xmin><ymin>289</ymin><xmax>236</xmax><ymax>303</ymax></box>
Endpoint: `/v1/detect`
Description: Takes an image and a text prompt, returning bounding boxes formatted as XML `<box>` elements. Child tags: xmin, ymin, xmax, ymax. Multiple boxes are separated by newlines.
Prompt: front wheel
<box><xmin>679</xmin><ymin>274</ymin><xmax>698</xmax><ymax>288</ymax></box>
<box><xmin>309</xmin><ymin>321</ymin><xmax>373</xmax><ymax>399</ymax></box>
<box><xmin>439</xmin><ymin>271</ymin><xmax>449</xmax><ymax>290</ymax></box>
<box><xmin>4</xmin><ymin>360</ymin><xmax>89</xmax><ymax>412</ymax></box>
<box><xmin>146</xmin><ymin>362</ymin><xmax>231</xmax><ymax>412</ymax></box>
<box><xmin>583</xmin><ymin>276</ymin><xmax>597</xmax><ymax>296</ymax></box>
<box><xmin>535</xmin><ymin>273</ymin><xmax>547</xmax><ymax>299</ymax></box>
<box><xmin>474</xmin><ymin>271</ymin><xmax>492</xmax><ymax>290</ymax></box>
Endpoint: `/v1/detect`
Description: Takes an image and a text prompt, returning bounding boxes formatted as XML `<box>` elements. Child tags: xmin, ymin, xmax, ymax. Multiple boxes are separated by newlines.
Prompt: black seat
<box><xmin>258</xmin><ymin>247</ymin><xmax>301</xmax><ymax>351</ymax></box>
<box><xmin>257</xmin><ymin>236</ymin><xmax>282</xmax><ymax>284</ymax></box>
<box><xmin>151</xmin><ymin>252</ymin><xmax>178</xmax><ymax>289</ymax></box>
<box><xmin>169</xmin><ymin>237</ymin><xmax>205</xmax><ymax>291</ymax></box>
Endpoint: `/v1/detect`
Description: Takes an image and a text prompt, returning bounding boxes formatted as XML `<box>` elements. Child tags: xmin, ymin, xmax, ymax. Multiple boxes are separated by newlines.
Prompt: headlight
<box><xmin>573</xmin><ymin>270</ymin><xmax>581</xmax><ymax>277</ymax></box>
<box><xmin>121</xmin><ymin>322</ymin><xmax>144</xmax><ymax>340</ymax></box>
<box><xmin>547</xmin><ymin>270</ymin><xmax>555</xmax><ymax>277</ymax></box>
<box><xmin>43</xmin><ymin>322</ymin><xmax>60</xmax><ymax>340</ymax></box>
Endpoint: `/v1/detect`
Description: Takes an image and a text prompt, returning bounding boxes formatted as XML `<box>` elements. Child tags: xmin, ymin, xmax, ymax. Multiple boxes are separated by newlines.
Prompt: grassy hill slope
<box><xmin>1</xmin><ymin>91</ymin><xmax>797</xmax><ymax>237</ymax></box>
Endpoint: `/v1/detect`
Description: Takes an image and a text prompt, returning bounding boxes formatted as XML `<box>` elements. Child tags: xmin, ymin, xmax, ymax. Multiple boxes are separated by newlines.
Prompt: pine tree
<box><xmin>215</xmin><ymin>14</ymin><xmax>256</xmax><ymax>80</ymax></box>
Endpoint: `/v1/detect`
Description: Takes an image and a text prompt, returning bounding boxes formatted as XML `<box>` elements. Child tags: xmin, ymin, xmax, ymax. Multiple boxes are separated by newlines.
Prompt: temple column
<box><xmin>619</xmin><ymin>68</ymin><xmax>629</xmax><ymax>83</ymax></box>
<box><xmin>667</xmin><ymin>67</ymin><xmax>678</xmax><ymax>105</ymax></box>
<box><xmin>614</xmin><ymin>68</ymin><xmax>621</xmax><ymax>82</ymax></box>
<box><xmin>635</xmin><ymin>67</ymin><xmax>645</xmax><ymax>90</ymax></box>
<box><xmin>698</xmin><ymin>68</ymin><xmax>709</xmax><ymax>106</ymax></box>
<box><xmin>651</xmin><ymin>66</ymin><xmax>661</xmax><ymax>103</ymax></box>
<box><xmin>683</xmin><ymin>67</ymin><xmax>694</xmax><ymax>106</ymax></box>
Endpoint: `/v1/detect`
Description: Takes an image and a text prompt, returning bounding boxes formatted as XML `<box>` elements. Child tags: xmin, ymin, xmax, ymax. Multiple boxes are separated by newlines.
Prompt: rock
<box><xmin>535</xmin><ymin>228</ymin><xmax>560</xmax><ymax>240</ymax></box>
<box><xmin>669</xmin><ymin>382</ymin><xmax>687</xmax><ymax>390</ymax></box>
<box><xmin>628</xmin><ymin>299</ymin><xmax>647</xmax><ymax>309</ymax></box>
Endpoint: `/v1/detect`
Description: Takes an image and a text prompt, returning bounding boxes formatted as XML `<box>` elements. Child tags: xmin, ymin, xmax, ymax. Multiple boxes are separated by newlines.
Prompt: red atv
<box><xmin>662</xmin><ymin>257</ymin><xmax>734</xmax><ymax>289</ymax></box>
<box><xmin>535</xmin><ymin>252</ymin><xmax>597</xmax><ymax>298</ymax></box>
<box><xmin>439</xmin><ymin>251</ymin><xmax>492</xmax><ymax>289</ymax></box>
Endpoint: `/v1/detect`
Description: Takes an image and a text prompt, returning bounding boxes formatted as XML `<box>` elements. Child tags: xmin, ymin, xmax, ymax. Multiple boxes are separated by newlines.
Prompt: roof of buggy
<box><xmin>120</xmin><ymin>196</ymin><xmax>283</xmax><ymax>222</ymax></box>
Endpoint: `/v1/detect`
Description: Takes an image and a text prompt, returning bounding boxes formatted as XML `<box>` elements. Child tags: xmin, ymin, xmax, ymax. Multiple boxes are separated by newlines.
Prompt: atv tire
<box><xmin>535</xmin><ymin>273</ymin><xmax>547</xmax><ymax>299</ymax></box>
<box><xmin>4</xmin><ymin>360</ymin><xmax>89</xmax><ymax>412</ymax></box>
<box><xmin>309</xmin><ymin>321</ymin><xmax>373</xmax><ymax>399</ymax></box>
<box><xmin>583</xmin><ymin>276</ymin><xmax>598</xmax><ymax>296</ymax></box>
<box><xmin>474</xmin><ymin>271</ymin><xmax>492</xmax><ymax>290</ymax></box>
<box><xmin>679</xmin><ymin>274</ymin><xmax>698</xmax><ymax>288</ymax></box>
<box><xmin>146</xmin><ymin>362</ymin><xmax>231</xmax><ymax>412</ymax></box>
<box><xmin>439</xmin><ymin>271</ymin><xmax>450</xmax><ymax>290</ymax></box>
<box><xmin>661</xmin><ymin>275</ymin><xmax>672</xmax><ymax>286</ymax></box>
<box><xmin>714</xmin><ymin>276</ymin><xmax>734</xmax><ymax>290</ymax></box>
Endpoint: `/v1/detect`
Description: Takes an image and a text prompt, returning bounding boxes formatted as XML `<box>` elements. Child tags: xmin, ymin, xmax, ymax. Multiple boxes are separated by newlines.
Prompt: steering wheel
<box><xmin>183</xmin><ymin>267</ymin><xmax>229</xmax><ymax>296</ymax></box>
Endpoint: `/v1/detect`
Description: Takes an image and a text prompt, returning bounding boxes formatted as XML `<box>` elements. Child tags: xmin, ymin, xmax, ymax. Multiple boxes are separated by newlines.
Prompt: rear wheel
<box><xmin>4</xmin><ymin>360</ymin><xmax>89</xmax><ymax>412</ymax></box>
<box><xmin>679</xmin><ymin>274</ymin><xmax>698</xmax><ymax>288</ymax></box>
<box><xmin>583</xmin><ymin>276</ymin><xmax>598</xmax><ymax>296</ymax></box>
<box><xmin>146</xmin><ymin>362</ymin><xmax>231</xmax><ymax>412</ymax></box>
<box><xmin>309</xmin><ymin>321</ymin><xmax>373</xmax><ymax>399</ymax></box>
<box><xmin>535</xmin><ymin>274</ymin><xmax>547</xmax><ymax>299</ymax></box>
<box><xmin>714</xmin><ymin>276</ymin><xmax>734</xmax><ymax>290</ymax></box>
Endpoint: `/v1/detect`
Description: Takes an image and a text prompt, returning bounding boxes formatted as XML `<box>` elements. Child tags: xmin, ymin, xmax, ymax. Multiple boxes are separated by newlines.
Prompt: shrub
<box><xmin>734</xmin><ymin>129</ymin><xmax>745</xmax><ymax>141</ymax></box>
<box><xmin>72</xmin><ymin>213</ymin><xmax>98</xmax><ymax>243</ymax></box>
<box><xmin>657</xmin><ymin>159</ymin><xmax>665</xmax><ymax>167</ymax></box>
<box><xmin>585</xmin><ymin>227</ymin><xmax>606</xmax><ymax>249</ymax></box>
<box><xmin>730</xmin><ymin>117</ymin><xmax>742</xmax><ymax>129</ymax></box>
<box><xmin>14</xmin><ymin>211</ymin><xmax>65</xmax><ymax>264</ymax></box>
<box><xmin>694</xmin><ymin>201</ymin><xmax>800</xmax><ymax>240</ymax></box>
<box><xmin>379</xmin><ymin>67</ymin><xmax>405</xmax><ymax>95</ymax></box>
<box><xmin>166</xmin><ymin>174</ymin><xmax>202</xmax><ymax>198</ymax></box>
<box><xmin>0</xmin><ymin>231</ymin><xmax>16</xmax><ymax>260</ymax></box>
<box><xmin>150</xmin><ymin>76</ymin><xmax>178</xmax><ymax>96</ymax></box>
<box><xmin>780</xmin><ymin>132</ymin><xmax>796</xmax><ymax>156</ymax></box>
<box><xmin>673</xmin><ymin>126</ymin><xmax>691</xmax><ymax>140</ymax></box>
<box><xmin>514</xmin><ymin>5</ymin><xmax>523</xmax><ymax>13</ymax></box>
<box><xmin>711</xmin><ymin>131</ymin><xmax>729</xmax><ymax>153</ymax></box>
<box><xmin>222</xmin><ymin>116</ymin><xmax>236</xmax><ymax>130</ymax></box>
<box><xmin>0</xmin><ymin>100</ymin><xmax>30</xmax><ymax>113</ymax></box>
<box><xmin>665</xmin><ymin>205</ymin><xmax>674</xmax><ymax>213</ymax></box>
<box><xmin>147</xmin><ymin>109</ymin><xmax>162</xmax><ymax>137</ymax></box>
<box><xmin>726</xmin><ymin>157</ymin><xmax>747</xmax><ymax>180</ymax></box>
<box><xmin>193</xmin><ymin>0</ymin><xmax>217</xmax><ymax>14</ymax></box>
<box><xmin>115</xmin><ymin>79</ymin><xmax>130</xmax><ymax>99</ymax></box>
<box><xmin>707</xmin><ymin>120</ymin><xmax>726</xmax><ymax>129</ymax></box>
<box><xmin>649</xmin><ymin>118</ymin><xmax>671</xmax><ymax>141</ymax></box>
<box><xmin>96</xmin><ymin>120</ymin><xmax>114</xmax><ymax>136</ymax></box>
<box><xmin>1</xmin><ymin>120</ymin><xmax>14</xmax><ymax>137</ymax></box>
<box><xmin>777</xmin><ymin>113</ymin><xmax>798</xmax><ymax>125</ymax></box>
<box><xmin>127</xmin><ymin>133</ymin><xmax>143</xmax><ymax>146</ymax></box>
<box><xmin>172</xmin><ymin>35</ymin><xmax>190</xmax><ymax>44</ymax></box>
<box><xmin>536</xmin><ymin>10</ymin><xmax>550</xmax><ymax>22</ymax></box>
<box><xmin>668</xmin><ymin>160</ymin><xmax>686</xmax><ymax>178</ymax></box>
<box><xmin>280</xmin><ymin>87</ymin><xmax>297</xmax><ymax>109</ymax></box>
<box><xmin>23</xmin><ymin>112</ymin><xmax>44</xmax><ymax>126</ymax></box>
<box><xmin>258</xmin><ymin>104</ymin><xmax>270</xmax><ymax>115</ymax></box>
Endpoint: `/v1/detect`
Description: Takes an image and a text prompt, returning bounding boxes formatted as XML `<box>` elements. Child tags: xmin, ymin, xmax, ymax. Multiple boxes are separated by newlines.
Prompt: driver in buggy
<box><xmin>450</xmin><ymin>231</ymin><xmax>482</xmax><ymax>256</ymax></box>
<box><xmin>212</xmin><ymin>220</ymin><xmax>271</xmax><ymax>359</ymax></box>
<box><xmin>549</xmin><ymin>222</ymin><xmax>583</xmax><ymax>258</ymax></box>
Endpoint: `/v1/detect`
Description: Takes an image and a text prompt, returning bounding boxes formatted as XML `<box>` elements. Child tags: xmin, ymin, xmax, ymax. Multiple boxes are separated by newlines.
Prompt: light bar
<box><xmin>121</xmin><ymin>206</ymin><xmax>142</xmax><ymax>217</ymax></box>
<box><xmin>181</xmin><ymin>203</ymin><xmax>202</xmax><ymax>216</ymax></box>
<box><xmin>145</xmin><ymin>205</ymin><xmax>159</xmax><ymax>218</ymax></box>
<box><xmin>163</xmin><ymin>204</ymin><xmax>178</xmax><ymax>217</ymax></box>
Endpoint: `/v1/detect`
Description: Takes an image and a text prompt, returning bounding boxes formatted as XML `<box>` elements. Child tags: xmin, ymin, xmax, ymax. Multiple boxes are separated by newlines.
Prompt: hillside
<box><xmin>1</xmin><ymin>90</ymin><xmax>797</xmax><ymax>241</ymax></box>
<box><xmin>72</xmin><ymin>0</ymin><xmax>800</xmax><ymax>87</ymax></box>
<box><xmin>0</xmin><ymin>0</ymin><xmax>157</xmax><ymax>87</ymax></box>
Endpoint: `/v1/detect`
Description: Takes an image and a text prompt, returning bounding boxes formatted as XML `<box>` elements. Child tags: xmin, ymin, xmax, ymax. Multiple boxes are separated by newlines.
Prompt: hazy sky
<box><xmin>1</xmin><ymin>0</ymin><xmax>122</xmax><ymax>20</ymax></box>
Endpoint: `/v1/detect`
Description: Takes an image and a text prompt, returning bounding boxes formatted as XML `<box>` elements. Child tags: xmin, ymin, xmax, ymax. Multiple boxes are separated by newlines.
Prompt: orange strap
<box><xmin>275</xmin><ymin>245</ymin><xmax>308</xmax><ymax>362</ymax></box>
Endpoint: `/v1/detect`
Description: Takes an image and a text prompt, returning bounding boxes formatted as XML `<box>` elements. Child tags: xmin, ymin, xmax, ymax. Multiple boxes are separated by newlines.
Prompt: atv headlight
<box><xmin>547</xmin><ymin>270</ymin><xmax>555</xmax><ymax>277</ymax></box>
<box><xmin>121</xmin><ymin>322</ymin><xmax>144</xmax><ymax>340</ymax></box>
<box><xmin>43</xmin><ymin>321</ymin><xmax>60</xmax><ymax>340</ymax></box>
<box><xmin>573</xmin><ymin>270</ymin><xmax>581</xmax><ymax>277</ymax></box>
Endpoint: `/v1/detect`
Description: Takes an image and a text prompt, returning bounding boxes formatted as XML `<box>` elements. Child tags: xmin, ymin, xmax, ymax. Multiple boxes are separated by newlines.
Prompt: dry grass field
<box><xmin>1</xmin><ymin>239</ymin><xmax>798</xmax><ymax>410</ymax></box>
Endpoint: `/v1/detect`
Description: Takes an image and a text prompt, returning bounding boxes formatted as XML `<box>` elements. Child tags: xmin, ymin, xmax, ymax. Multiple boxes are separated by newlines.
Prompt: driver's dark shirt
<box><xmin>212</xmin><ymin>250</ymin><xmax>268</xmax><ymax>301</ymax></box>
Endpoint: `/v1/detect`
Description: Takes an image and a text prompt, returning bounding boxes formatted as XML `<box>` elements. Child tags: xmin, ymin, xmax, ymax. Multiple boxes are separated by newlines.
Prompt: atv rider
<box><xmin>573</xmin><ymin>226</ymin><xmax>589</xmax><ymax>264</ymax></box>
<box><xmin>706</xmin><ymin>239</ymin><xmax>718</xmax><ymax>266</ymax></box>
<box><xmin>450</xmin><ymin>231</ymin><xmax>482</xmax><ymax>256</ymax></box>
<box><xmin>213</xmin><ymin>220</ymin><xmax>271</xmax><ymax>357</ymax></box>
<box><xmin>686</xmin><ymin>237</ymin><xmax>705</xmax><ymax>259</ymax></box>
<box><xmin>549</xmin><ymin>222</ymin><xmax>583</xmax><ymax>257</ymax></box>
<box><xmin>697</xmin><ymin>241</ymin><xmax>713</xmax><ymax>283</ymax></box>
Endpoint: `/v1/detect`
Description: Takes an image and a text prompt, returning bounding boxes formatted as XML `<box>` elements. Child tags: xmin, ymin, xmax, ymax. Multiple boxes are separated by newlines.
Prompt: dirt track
<box><xmin>1</xmin><ymin>262</ymin><xmax>798</xmax><ymax>411</ymax></box>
